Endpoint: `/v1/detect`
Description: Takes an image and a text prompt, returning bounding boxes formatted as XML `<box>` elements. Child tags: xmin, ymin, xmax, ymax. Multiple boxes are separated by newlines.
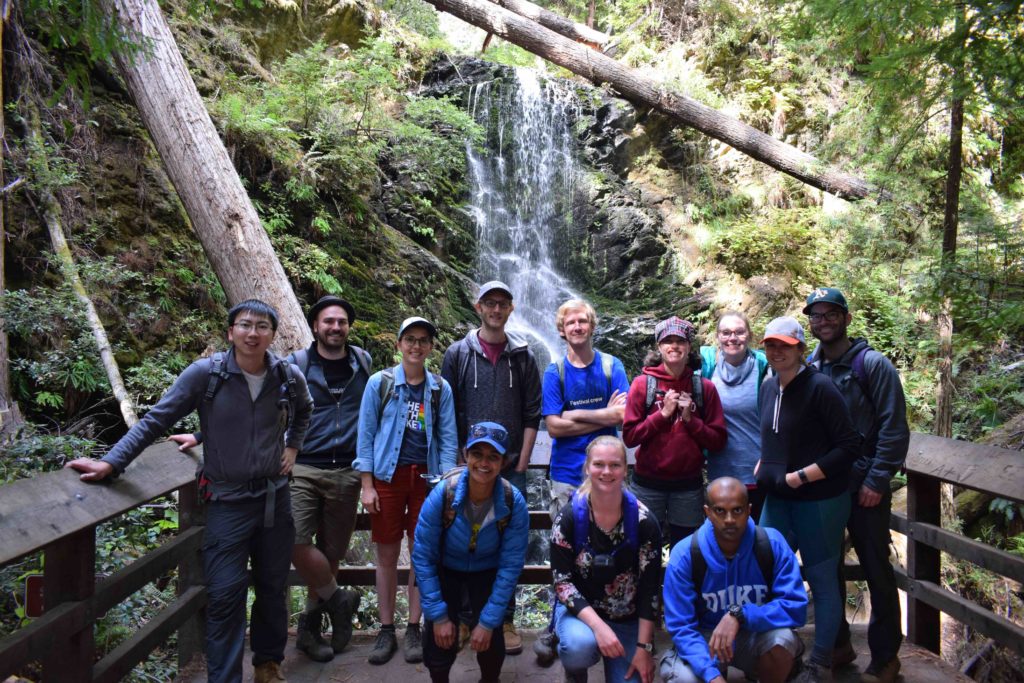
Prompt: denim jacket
<box><xmin>354</xmin><ymin>364</ymin><xmax>458</xmax><ymax>482</ymax></box>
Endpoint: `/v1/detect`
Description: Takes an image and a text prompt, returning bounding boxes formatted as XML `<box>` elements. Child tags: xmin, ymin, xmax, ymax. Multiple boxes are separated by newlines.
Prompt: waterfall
<box><xmin>466</xmin><ymin>68</ymin><xmax>580</xmax><ymax>364</ymax></box>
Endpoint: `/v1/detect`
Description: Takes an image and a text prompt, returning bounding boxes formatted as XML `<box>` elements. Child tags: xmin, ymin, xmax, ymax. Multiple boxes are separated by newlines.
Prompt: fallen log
<box><xmin>429</xmin><ymin>0</ymin><xmax>876</xmax><ymax>201</ymax></box>
<box><xmin>489</xmin><ymin>0</ymin><xmax>608</xmax><ymax>46</ymax></box>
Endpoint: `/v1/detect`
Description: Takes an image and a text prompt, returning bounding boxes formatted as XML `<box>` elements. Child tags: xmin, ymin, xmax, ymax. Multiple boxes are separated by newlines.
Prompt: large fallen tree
<box><xmin>431</xmin><ymin>0</ymin><xmax>876</xmax><ymax>201</ymax></box>
<box><xmin>99</xmin><ymin>0</ymin><xmax>313</xmax><ymax>353</ymax></box>
<box><xmin>488</xmin><ymin>0</ymin><xmax>608</xmax><ymax>46</ymax></box>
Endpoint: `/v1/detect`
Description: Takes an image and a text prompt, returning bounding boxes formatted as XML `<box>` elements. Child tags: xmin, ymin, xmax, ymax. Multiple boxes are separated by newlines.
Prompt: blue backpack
<box><xmin>570</xmin><ymin>489</ymin><xmax>641</xmax><ymax>558</ymax></box>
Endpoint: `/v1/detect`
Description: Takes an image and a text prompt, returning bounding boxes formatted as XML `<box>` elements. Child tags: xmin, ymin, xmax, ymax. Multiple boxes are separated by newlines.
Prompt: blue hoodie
<box><xmin>664</xmin><ymin>518</ymin><xmax>808</xmax><ymax>682</ymax></box>
<box><xmin>412</xmin><ymin>469</ymin><xmax>529</xmax><ymax>630</ymax></box>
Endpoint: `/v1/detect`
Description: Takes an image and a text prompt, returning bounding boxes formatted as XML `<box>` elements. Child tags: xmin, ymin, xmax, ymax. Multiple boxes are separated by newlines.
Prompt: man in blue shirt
<box><xmin>535</xmin><ymin>298</ymin><xmax>628</xmax><ymax>664</ymax></box>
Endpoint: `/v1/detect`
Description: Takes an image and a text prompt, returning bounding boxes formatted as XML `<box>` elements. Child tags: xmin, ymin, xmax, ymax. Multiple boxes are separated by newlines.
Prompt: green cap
<box><xmin>803</xmin><ymin>287</ymin><xmax>848</xmax><ymax>315</ymax></box>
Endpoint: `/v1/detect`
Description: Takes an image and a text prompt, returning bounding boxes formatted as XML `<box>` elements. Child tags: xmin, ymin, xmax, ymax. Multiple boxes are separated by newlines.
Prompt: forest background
<box><xmin>0</xmin><ymin>0</ymin><xmax>1022</xmax><ymax>680</ymax></box>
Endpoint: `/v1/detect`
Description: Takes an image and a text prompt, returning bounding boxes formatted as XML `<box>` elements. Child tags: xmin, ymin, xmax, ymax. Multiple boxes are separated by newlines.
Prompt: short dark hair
<box><xmin>228</xmin><ymin>299</ymin><xmax>280</xmax><ymax>331</ymax></box>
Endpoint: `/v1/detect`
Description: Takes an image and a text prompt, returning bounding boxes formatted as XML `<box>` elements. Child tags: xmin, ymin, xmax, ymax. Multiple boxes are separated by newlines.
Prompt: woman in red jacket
<box><xmin>623</xmin><ymin>317</ymin><xmax>727</xmax><ymax>548</ymax></box>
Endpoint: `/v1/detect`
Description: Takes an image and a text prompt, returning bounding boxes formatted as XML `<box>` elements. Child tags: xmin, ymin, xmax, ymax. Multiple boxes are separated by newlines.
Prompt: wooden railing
<box><xmin>1</xmin><ymin>432</ymin><xmax>1022</xmax><ymax>681</ymax></box>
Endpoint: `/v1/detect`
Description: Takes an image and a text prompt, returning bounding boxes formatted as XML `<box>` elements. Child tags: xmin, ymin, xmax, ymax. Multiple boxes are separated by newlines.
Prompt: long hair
<box><xmin>716</xmin><ymin>310</ymin><xmax>753</xmax><ymax>352</ymax></box>
<box><xmin>577</xmin><ymin>435</ymin><xmax>629</xmax><ymax>497</ymax></box>
<box><xmin>643</xmin><ymin>348</ymin><xmax>702</xmax><ymax>371</ymax></box>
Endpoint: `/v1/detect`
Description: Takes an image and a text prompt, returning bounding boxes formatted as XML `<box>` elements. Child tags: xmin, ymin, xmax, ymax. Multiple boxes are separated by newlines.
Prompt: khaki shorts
<box><xmin>290</xmin><ymin>464</ymin><xmax>361</xmax><ymax>561</ymax></box>
<box><xmin>660</xmin><ymin>627</ymin><xmax>802</xmax><ymax>682</ymax></box>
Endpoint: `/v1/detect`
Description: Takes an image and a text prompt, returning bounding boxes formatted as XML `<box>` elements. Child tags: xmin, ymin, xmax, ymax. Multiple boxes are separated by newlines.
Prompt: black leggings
<box><xmin>423</xmin><ymin>567</ymin><xmax>505</xmax><ymax>683</ymax></box>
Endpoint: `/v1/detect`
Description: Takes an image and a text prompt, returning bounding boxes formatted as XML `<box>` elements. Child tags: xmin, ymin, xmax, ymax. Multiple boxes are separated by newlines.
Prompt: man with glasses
<box><xmin>286</xmin><ymin>296</ymin><xmax>371</xmax><ymax>662</ymax></box>
<box><xmin>804</xmin><ymin>287</ymin><xmax>909</xmax><ymax>683</ymax></box>
<box><xmin>441</xmin><ymin>280</ymin><xmax>542</xmax><ymax>654</ymax></box>
<box><xmin>67</xmin><ymin>299</ymin><xmax>313</xmax><ymax>683</ymax></box>
<box><xmin>356</xmin><ymin>316</ymin><xmax>458</xmax><ymax>666</ymax></box>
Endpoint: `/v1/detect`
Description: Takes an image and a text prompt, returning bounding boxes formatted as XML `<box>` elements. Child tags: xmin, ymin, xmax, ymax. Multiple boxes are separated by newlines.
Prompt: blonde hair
<box><xmin>577</xmin><ymin>435</ymin><xmax>628</xmax><ymax>496</ymax></box>
<box><xmin>716</xmin><ymin>310</ymin><xmax>753</xmax><ymax>351</ymax></box>
<box><xmin>556</xmin><ymin>299</ymin><xmax>598</xmax><ymax>336</ymax></box>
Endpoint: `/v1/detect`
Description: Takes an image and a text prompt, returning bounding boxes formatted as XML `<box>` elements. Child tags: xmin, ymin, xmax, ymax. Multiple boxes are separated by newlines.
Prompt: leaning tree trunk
<box><xmin>28</xmin><ymin>109</ymin><xmax>139</xmax><ymax>428</ymax></box>
<box><xmin>428</xmin><ymin>0</ymin><xmax>877</xmax><ymax>200</ymax></box>
<box><xmin>490</xmin><ymin>0</ymin><xmax>608</xmax><ymax>46</ymax></box>
<box><xmin>100</xmin><ymin>0</ymin><xmax>312</xmax><ymax>354</ymax></box>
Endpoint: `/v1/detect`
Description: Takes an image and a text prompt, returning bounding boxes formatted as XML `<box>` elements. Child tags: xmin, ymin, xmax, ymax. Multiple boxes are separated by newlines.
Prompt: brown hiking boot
<box><xmin>503</xmin><ymin>622</ymin><xmax>523</xmax><ymax>654</ymax></box>
<box><xmin>861</xmin><ymin>657</ymin><xmax>901</xmax><ymax>683</ymax></box>
<box><xmin>253</xmin><ymin>660</ymin><xmax>286</xmax><ymax>683</ymax></box>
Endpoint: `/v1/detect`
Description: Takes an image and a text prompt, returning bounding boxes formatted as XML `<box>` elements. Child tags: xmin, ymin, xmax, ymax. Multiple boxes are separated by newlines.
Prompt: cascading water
<box><xmin>466</xmin><ymin>68</ymin><xmax>580</xmax><ymax>366</ymax></box>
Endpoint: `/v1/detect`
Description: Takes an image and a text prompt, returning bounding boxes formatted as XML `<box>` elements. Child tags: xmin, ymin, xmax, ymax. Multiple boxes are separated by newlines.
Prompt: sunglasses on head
<box><xmin>468</xmin><ymin>423</ymin><xmax>509</xmax><ymax>449</ymax></box>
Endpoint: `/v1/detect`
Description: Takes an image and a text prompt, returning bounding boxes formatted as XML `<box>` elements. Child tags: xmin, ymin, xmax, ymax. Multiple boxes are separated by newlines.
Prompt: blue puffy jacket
<box><xmin>664</xmin><ymin>518</ymin><xmax>807</xmax><ymax>683</ymax></box>
<box><xmin>412</xmin><ymin>469</ymin><xmax>529</xmax><ymax>630</ymax></box>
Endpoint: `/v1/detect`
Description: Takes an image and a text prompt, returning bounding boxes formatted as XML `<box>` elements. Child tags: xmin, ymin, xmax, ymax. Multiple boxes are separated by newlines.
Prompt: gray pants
<box><xmin>659</xmin><ymin>628</ymin><xmax>802</xmax><ymax>682</ymax></box>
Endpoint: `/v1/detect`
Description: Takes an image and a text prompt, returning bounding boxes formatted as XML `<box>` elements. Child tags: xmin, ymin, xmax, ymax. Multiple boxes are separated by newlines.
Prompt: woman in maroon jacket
<box><xmin>623</xmin><ymin>316</ymin><xmax>727</xmax><ymax>547</ymax></box>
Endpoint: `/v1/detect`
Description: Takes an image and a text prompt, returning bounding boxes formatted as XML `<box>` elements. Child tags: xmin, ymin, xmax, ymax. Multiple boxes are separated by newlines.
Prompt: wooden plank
<box><xmin>91</xmin><ymin>527</ymin><xmax>203</xmax><ymax>616</ymax></box>
<box><xmin>176</xmin><ymin>481</ymin><xmax>205</xmax><ymax>671</ymax></box>
<box><xmin>906</xmin><ymin>471</ymin><xmax>942</xmax><ymax>654</ymax></box>
<box><xmin>905</xmin><ymin>433</ymin><xmax>1024</xmax><ymax>504</ymax></box>
<box><xmin>92</xmin><ymin>585</ymin><xmax>207</xmax><ymax>683</ymax></box>
<box><xmin>907</xmin><ymin>520</ymin><xmax>1024</xmax><ymax>584</ymax></box>
<box><xmin>0</xmin><ymin>599</ymin><xmax>86</xmax><ymax>677</ymax></box>
<box><xmin>905</xmin><ymin>579</ymin><xmax>1024</xmax><ymax>659</ymax></box>
<box><xmin>0</xmin><ymin>441</ymin><xmax>199</xmax><ymax>565</ymax></box>
<box><xmin>43</xmin><ymin>527</ymin><xmax>95</xmax><ymax>683</ymax></box>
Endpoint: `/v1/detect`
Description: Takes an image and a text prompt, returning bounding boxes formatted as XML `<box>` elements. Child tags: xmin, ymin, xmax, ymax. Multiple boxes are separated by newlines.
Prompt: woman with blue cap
<box><xmin>412</xmin><ymin>421</ymin><xmax>530</xmax><ymax>683</ymax></box>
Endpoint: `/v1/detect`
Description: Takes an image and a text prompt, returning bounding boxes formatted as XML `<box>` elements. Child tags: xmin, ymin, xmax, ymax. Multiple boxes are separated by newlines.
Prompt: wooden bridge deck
<box><xmin>182</xmin><ymin>625</ymin><xmax>969</xmax><ymax>682</ymax></box>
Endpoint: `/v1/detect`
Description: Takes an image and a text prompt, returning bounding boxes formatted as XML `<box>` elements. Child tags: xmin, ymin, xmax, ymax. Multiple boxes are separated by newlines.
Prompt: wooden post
<box><xmin>906</xmin><ymin>471</ymin><xmax>942</xmax><ymax>653</ymax></box>
<box><xmin>43</xmin><ymin>527</ymin><xmax>96</xmax><ymax>682</ymax></box>
<box><xmin>176</xmin><ymin>481</ymin><xmax>205</xmax><ymax>671</ymax></box>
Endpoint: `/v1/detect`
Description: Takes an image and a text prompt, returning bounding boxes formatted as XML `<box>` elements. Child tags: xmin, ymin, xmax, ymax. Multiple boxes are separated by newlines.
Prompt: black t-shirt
<box><xmin>313</xmin><ymin>347</ymin><xmax>354</xmax><ymax>401</ymax></box>
<box><xmin>397</xmin><ymin>380</ymin><xmax>429</xmax><ymax>466</ymax></box>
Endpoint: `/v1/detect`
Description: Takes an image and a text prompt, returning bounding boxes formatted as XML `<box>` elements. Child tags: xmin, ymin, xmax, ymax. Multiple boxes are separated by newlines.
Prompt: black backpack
<box><xmin>643</xmin><ymin>373</ymin><xmax>704</xmax><ymax>418</ymax></box>
<box><xmin>690</xmin><ymin>526</ymin><xmax>775</xmax><ymax>616</ymax></box>
<box><xmin>204</xmin><ymin>351</ymin><xmax>299</xmax><ymax>405</ymax></box>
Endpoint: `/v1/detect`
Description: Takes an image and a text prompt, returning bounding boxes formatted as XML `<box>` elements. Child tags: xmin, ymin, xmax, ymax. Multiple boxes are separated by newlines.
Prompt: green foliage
<box><xmin>124</xmin><ymin>351</ymin><xmax>191</xmax><ymax>409</ymax></box>
<box><xmin>389</xmin><ymin>95</ymin><xmax>483</xmax><ymax>194</ymax></box>
<box><xmin>273</xmin><ymin>234</ymin><xmax>345</xmax><ymax>296</ymax></box>
<box><xmin>1</xmin><ymin>430</ymin><xmax>101</xmax><ymax>483</ymax></box>
<box><xmin>712</xmin><ymin>208</ymin><xmax>833</xmax><ymax>281</ymax></box>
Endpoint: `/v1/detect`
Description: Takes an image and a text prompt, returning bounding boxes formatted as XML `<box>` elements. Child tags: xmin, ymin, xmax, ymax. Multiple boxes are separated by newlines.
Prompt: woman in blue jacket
<box><xmin>412</xmin><ymin>421</ymin><xmax>529</xmax><ymax>683</ymax></box>
<box><xmin>700</xmin><ymin>311</ymin><xmax>771</xmax><ymax>520</ymax></box>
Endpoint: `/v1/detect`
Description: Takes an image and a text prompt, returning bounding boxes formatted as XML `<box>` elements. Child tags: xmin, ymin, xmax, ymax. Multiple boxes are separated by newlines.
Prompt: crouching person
<box><xmin>412</xmin><ymin>422</ymin><xmax>530</xmax><ymax>683</ymax></box>
<box><xmin>661</xmin><ymin>477</ymin><xmax>808</xmax><ymax>683</ymax></box>
<box><xmin>551</xmin><ymin>436</ymin><xmax>662</xmax><ymax>683</ymax></box>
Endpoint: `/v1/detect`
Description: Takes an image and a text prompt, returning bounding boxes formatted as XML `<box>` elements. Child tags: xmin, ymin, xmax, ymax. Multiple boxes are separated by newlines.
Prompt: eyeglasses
<box><xmin>400</xmin><ymin>335</ymin><xmax>433</xmax><ymax>347</ymax></box>
<box><xmin>480</xmin><ymin>299</ymin><xmax>512</xmax><ymax>311</ymax></box>
<box><xmin>233</xmin><ymin>321</ymin><xmax>274</xmax><ymax>334</ymax></box>
<box><xmin>808</xmin><ymin>310</ymin><xmax>844</xmax><ymax>324</ymax></box>
<box><xmin>718</xmin><ymin>329</ymin><xmax>748</xmax><ymax>338</ymax></box>
<box><xmin>468</xmin><ymin>422</ymin><xmax>509</xmax><ymax>449</ymax></box>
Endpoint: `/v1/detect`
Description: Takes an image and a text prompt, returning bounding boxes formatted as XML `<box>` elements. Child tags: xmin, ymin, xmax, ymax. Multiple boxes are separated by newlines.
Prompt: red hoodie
<box><xmin>622</xmin><ymin>365</ymin><xmax>727</xmax><ymax>486</ymax></box>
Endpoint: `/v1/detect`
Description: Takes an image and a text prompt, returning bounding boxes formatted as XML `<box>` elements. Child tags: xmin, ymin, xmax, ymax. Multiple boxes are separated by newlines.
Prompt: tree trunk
<box><xmin>28</xmin><ymin>109</ymin><xmax>139</xmax><ymax>429</ymax></box>
<box><xmin>427</xmin><ymin>0</ymin><xmax>877</xmax><ymax>201</ymax></box>
<box><xmin>587</xmin><ymin>0</ymin><xmax>595</xmax><ymax>30</ymax></box>
<box><xmin>100</xmin><ymin>0</ymin><xmax>312</xmax><ymax>354</ymax></box>
<box><xmin>490</xmin><ymin>0</ymin><xmax>608</xmax><ymax>46</ymax></box>
<box><xmin>0</xmin><ymin>0</ymin><xmax>16</xmax><ymax>433</ymax></box>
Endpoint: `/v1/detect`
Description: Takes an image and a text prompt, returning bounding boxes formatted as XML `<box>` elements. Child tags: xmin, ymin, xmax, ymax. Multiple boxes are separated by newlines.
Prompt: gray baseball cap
<box><xmin>397</xmin><ymin>316</ymin><xmax>437</xmax><ymax>340</ymax></box>
<box><xmin>761</xmin><ymin>316</ymin><xmax>806</xmax><ymax>345</ymax></box>
<box><xmin>477</xmin><ymin>280</ymin><xmax>513</xmax><ymax>302</ymax></box>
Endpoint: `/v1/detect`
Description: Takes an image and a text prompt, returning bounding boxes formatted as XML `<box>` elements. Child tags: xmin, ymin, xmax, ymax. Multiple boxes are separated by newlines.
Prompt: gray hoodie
<box><xmin>441</xmin><ymin>329</ymin><xmax>542</xmax><ymax>460</ymax></box>
<box><xmin>102</xmin><ymin>348</ymin><xmax>313</xmax><ymax>493</ymax></box>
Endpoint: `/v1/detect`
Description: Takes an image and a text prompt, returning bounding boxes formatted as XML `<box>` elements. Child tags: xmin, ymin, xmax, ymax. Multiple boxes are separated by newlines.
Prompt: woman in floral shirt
<box><xmin>550</xmin><ymin>435</ymin><xmax>662</xmax><ymax>683</ymax></box>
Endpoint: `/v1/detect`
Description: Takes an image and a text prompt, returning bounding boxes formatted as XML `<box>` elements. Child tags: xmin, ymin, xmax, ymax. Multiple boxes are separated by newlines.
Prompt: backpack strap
<box><xmin>691</xmin><ymin>374</ymin><xmax>704</xmax><ymax>419</ymax></box>
<box><xmin>644</xmin><ymin>375</ymin><xmax>658</xmax><ymax>412</ymax></box>
<box><xmin>440</xmin><ymin>466</ymin><xmax>514</xmax><ymax>537</ymax></box>
<box><xmin>600</xmin><ymin>352</ymin><xmax>613</xmax><ymax>393</ymax></box>
<box><xmin>571</xmin><ymin>490</ymin><xmax>640</xmax><ymax>556</ymax></box>
<box><xmin>850</xmin><ymin>346</ymin><xmax>874</xmax><ymax>407</ymax></box>
<box><xmin>571</xmin><ymin>490</ymin><xmax>590</xmax><ymax>557</ymax></box>
<box><xmin>496</xmin><ymin>478</ymin><xmax>515</xmax><ymax>535</ymax></box>
<box><xmin>377</xmin><ymin>368</ymin><xmax>396</xmax><ymax>422</ymax></box>
<box><xmin>429</xmin><ymin>372</ymin><xmax>442</xmax><ymax>418</ymax></box>
<box><xmin>291</xmin><ymin>349</ymin><xmax>310</xmax><ymax>376</ymax></box>
<box><xmin>351</xmin><ymin>345</ymin><xmax>372</xmax><ymax>378</ymax></box>
<box><xmin>753</xmin><ymin>526</ymin><xmax>776</xmax><ymax>602</ymax></box>
<box><xmin>690</xmin><ymin>532</ymin><xmax>708</xmax><ymax>616</ymax></box>
<box><xmin>204</xmin><ymin>352</ymin><xmax>230</xmax><ymax>402</ymax></box>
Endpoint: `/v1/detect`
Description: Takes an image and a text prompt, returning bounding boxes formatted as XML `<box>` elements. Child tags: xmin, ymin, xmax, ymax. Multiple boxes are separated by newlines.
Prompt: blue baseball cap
<box><xmin>465</xmin><ymin>421</ymin><xmax>509</xmax><ymax>455</ymax></box>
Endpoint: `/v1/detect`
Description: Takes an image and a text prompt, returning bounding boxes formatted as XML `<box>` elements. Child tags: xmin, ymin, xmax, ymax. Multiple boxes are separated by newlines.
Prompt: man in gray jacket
<box><xmin>441</xmin><ymin>280</ymin><xmax>542</xmax><ymax>654</ymax></box>
<box><xmin>804</xmin><ymin>287</ymin><xmax>910</xmax><ymax>683</ymax></box>
<box><xmin>67</xmin><ymin>299</ymin><xmax>313</xmax><ymax>683</ymax></box>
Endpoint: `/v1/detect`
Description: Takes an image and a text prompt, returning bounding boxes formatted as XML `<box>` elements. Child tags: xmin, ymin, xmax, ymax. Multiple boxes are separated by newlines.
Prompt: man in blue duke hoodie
<box><xmin>662</xmin><ymin>478</ymin><xmax>808</xmax><ymax>683</ymax></box>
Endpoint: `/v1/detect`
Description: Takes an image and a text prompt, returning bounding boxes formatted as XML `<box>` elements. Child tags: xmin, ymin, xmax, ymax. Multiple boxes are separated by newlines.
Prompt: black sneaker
<box><xmin>533</xmin><ymin>631</ymin><xmax>558</xmax><ymax>667</ymax></box>
<box><xmin>404</xmin><ymin>623</ymin><xmax>424</xmax><ymax>663</ymax></box>
<box><xmin>324</xmin><ymin>588</ymin><xmax>360</xmax><ymax>653</ymax></box>
<box><xmin>368</xmin><ymin>628</ymin><xmax>398</xmax><ymax>665</ymax></box>
<box><xmin>296</xmin><ymin>609</ymin><xmax>333</xmax><ymax>662</ymax></box>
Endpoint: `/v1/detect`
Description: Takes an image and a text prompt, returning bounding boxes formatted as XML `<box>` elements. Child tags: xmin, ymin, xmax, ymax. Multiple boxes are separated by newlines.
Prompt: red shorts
<box><xmin>370</xmin><ymin>464</ymin><xmax>428</xmax><ymax>544</ymax></box>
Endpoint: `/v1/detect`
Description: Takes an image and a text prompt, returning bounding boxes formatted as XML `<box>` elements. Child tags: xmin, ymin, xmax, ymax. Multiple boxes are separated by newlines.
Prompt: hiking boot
<box><xmin>503</xmin><ymin>622</ymin><xmax>523</xmax><ymax>654</ymax></box>
<box><xmin>459</xmin><ymin>622</ymin><xmax>472</xmax><ymax>650</ymax></box>
<box><xmin>324</xmin><ymin>588</ymin><xmax>360</xmax><ymax>653</ymax></box>
<box><xmin>533</xmin><ymin>631</ymin><xmax>558</xmax><ymax>667</ymax></box>
<box><xmin>368</xmin><ymin>628</ymin><xmax>398</xmax><ymax>665</ymax></box>
<box><xmin>832</xmin><ymin>638</ymin><xmax>857</xmax><ymax>668</ymax></box>
<box><xmin>253</xmin><ymin>660</ymin><xmax>286</xmax><ymax>683</ymax></box>
<box><xmin>296</xmin><ymin>610</ymin><xmax>333</xmax><ymax>662</ymax></box>
<box><xmin>404</xmin><ymin>623</ymin><xmax>424</xmax><ymax>663</ymax></box>
<box><xmin>791</xmin><ymin>661</ymin><xmax>832</xmax><ymax>682</ymax></box>
<box><xmin>564</xmin><ymin>669</ymin><xmax>587</xmax><ymax>683</ymax></box>
<box><xmin>861</xmin><ymin>657</ymin><xmax>901</xmax><ymax>683</ymax></box>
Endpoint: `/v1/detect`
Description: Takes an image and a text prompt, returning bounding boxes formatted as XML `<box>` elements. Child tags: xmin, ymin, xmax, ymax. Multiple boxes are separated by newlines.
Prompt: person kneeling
<box><xmin>551</xmin><ymin>436</ymin><xmax>662</xmax><ymax>683</ymax></box>
<box><xmin>412</xmin><ymin>422</ymin><xmax>529</xmax><ymax>683</ymax></box>
<box><xmin>661</xmin><ymin>477</ymin><xmax>808</xmax><ymax>683</ymax></box>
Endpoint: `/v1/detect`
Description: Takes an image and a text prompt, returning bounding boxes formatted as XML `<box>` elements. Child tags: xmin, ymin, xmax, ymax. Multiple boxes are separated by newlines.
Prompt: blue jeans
<box><xmin>203</xmin><ymin>490</ymin><xmax>295</xmax><ymax>683</ymax></box>
<box><xmin>760</xmin><ymin>492</ymin><xmax>849</xmax><ymax>668</ymax></box>
<box><xmin>554</xmin><ymin>603</ymin><xmax>640</xmax><ymax>683</ymax></box>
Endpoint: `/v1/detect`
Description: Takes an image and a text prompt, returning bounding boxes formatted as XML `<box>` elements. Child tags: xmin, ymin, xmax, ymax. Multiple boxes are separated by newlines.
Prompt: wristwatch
<box><xmin>637</xmin><ymin>641</ymin><xmax>655</xmax><ymax>653</ymax></box>
<box><xmin>797</xmin><ymin>468</ymin><xmax>809</xmax><ymax>484</ymax></box>
<box><xmin>727</xmin><ymin>603</ymin><xmax>746</xmax><ymax>626</ymax></box>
